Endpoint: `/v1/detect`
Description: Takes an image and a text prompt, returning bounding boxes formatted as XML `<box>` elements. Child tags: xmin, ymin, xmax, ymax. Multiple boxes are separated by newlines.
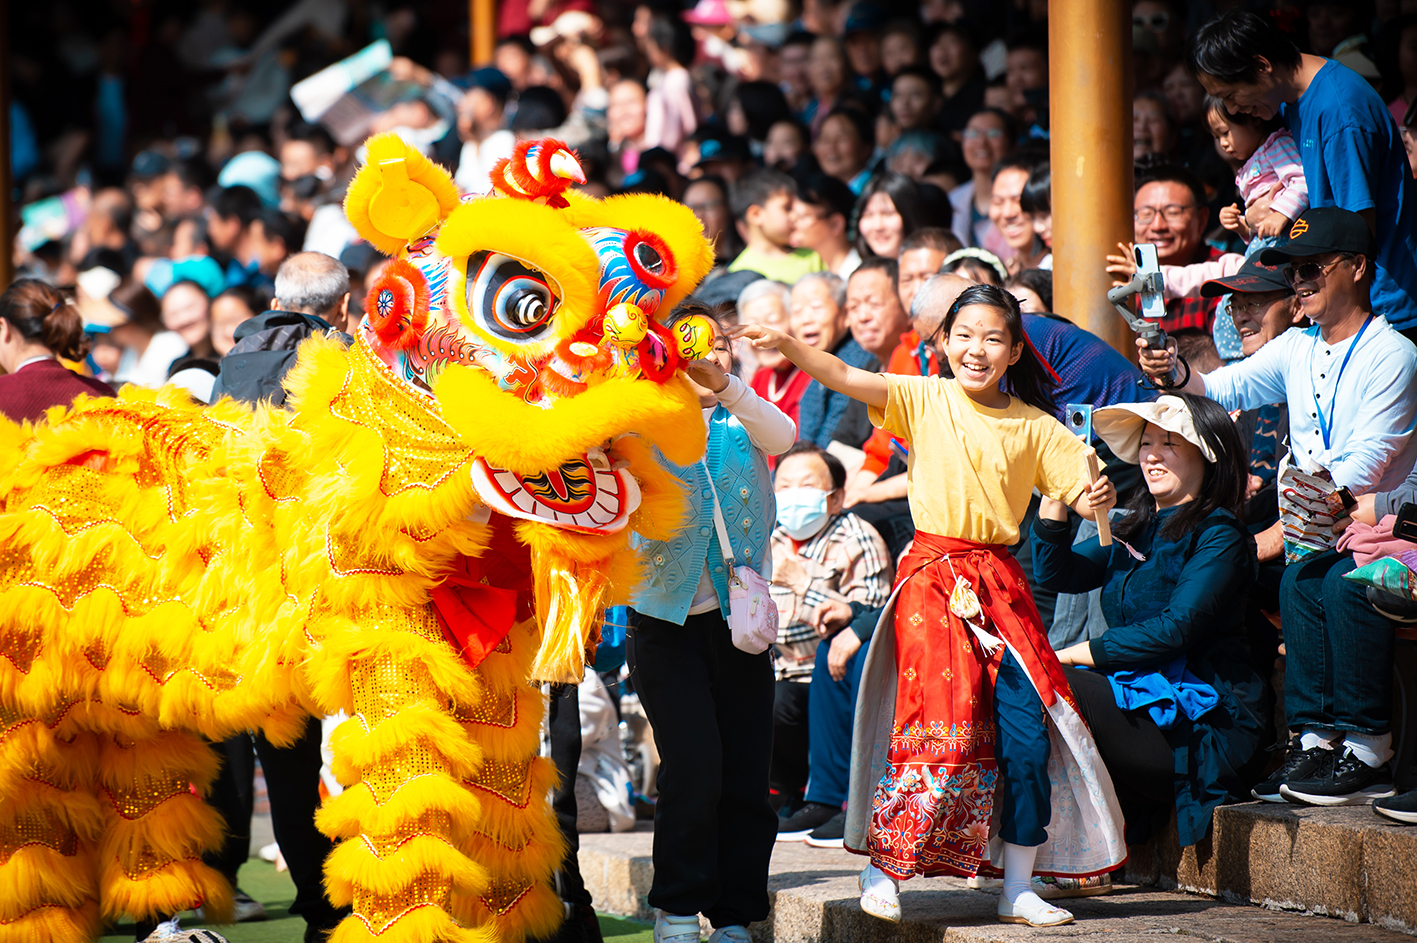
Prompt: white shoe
<box><xmin>998</xmin><ymin>891</ymin><xmax>1074</xmax><ymax>927</ymax></box>
<box><xmin>257</xmin><ymin>842</ymin><xmax>280</xmax><ymax>863</ymax></box>
<box><xmin>706</xmin><ymin>926</ymin><xmax>751</xmax><ymax>943</ymax></box>
<box><xmin>654</xmin><ymin>911</ymin><xmax>701</xmax><ymax>943</ymax></box>
<box><xmin>858</xmin><ymin>864</ymin><xmax>901</xmax><ymax>923</ymax></box>
<box><xmin>966</xmin><ymin>874</ymin><xmax>1003</xmax><ymax>890</ymax></box>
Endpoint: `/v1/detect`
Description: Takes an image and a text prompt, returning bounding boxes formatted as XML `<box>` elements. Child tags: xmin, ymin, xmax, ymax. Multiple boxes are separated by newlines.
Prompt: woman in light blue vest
<box><xmin>630</xmin><ymin>304</ymin><xmax>796</xmax><ymax>943</ymax></box>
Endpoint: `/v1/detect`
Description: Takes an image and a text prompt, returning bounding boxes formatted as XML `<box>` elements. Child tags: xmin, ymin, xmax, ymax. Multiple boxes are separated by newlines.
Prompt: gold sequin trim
<box><xmin>105</xmin><ymin>772</ymin><xmax>190</xmax><ymax>820</ymax></box>
<box><xmin>453</xmin><ymin>689</ymin><xmax>516</xmax><ymax>728</ymax></box>
<box><xmin>351</xmin><ymin>653</ymin><xmax>441</xmax><ymax>721</ymax></box>
<box><xmin>0</xmin><ymin>808</ymin><xmax>77</xmax><ymax>864</ymax></box>
<box><xmin>0</xmin><ymin>698</ymin><xmax>78</xmax><ymax>742</ymax></box>
<box><xmin>83</xmin><ymin>638</ymin><xmax>111</xmax><ymax>669</ymax></box>
<box><xmin>256</xmin><ymin>448</ymin><xmax>305</xmax><ymax>502</ymax></box>
<box><xmin>327</xmin><ymin>528</ymin><xmax>404</xmax><ymax>577</ymax></box>
<box><xmin>352</xmin><ymin>871</ymin><xmax>453</xmax><ymax>934</ymax></box>
<box><xmin>361</xmin><ymin>743</ymin><xmax>449</xmax><ymax>804</ymax></box>
<box><xmin>119</xmin><ymin>847</ymin><xmax>187</xmax><ymax>881</ymax></box>
<box><xmin>0</xmin><ymin>540</ymin><xmax>176</xmax><ymax>616</ymax></box>
<box><xmin>481</xmin><ymin>877</ymin><xmax>533</xmax><ymax>917</ymax></box>
<box><xmin>81</xmin><ymin>400</ymin><xmax>236</xmax><ymax>521</ymax></box>
<box><xmin>328</xmin><ymin>342</ymin><xmax>473</xmax><ymax>496</ymax></box>
<box><xmin>141</xmin><ymin>649</ymin><xmax>240</xmax><ymax>692</ymax></box>
<box><xmin>0</xmin><ymin>627</ymin><xmax>41</xmax><ymax>673</ymax></box>
<box><xmin>467</xmin><ymin>758</ymin><xmax>532</xmax><ymax>807</ymax></box>
<box><xmin>26</xmin><ymin>464</ymin><xmax>123</xmax><ymax>536</ymax></box>
<box><xmin>362</xmin><ymin>811</ymin><xmax>454</xmax><ymax>857</ymax></box>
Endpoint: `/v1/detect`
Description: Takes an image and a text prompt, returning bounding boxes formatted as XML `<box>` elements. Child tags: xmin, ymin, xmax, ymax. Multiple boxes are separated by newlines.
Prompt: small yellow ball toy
<box><xmin>603</xmin><ymin>302</ymin><xmax>648</xmax><ymax>348</ymax></box>
<box><xmin>674</xmin><ymin>314</ymin><xmax>716</xmax><ymax>361</ymax></box>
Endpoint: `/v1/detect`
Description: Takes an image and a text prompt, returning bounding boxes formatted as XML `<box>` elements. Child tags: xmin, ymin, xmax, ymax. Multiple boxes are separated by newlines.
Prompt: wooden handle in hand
<box><xmin>1085</xmin><ymin>449</ymin><xmax>1113</xmax><ymax>547</ymax></box>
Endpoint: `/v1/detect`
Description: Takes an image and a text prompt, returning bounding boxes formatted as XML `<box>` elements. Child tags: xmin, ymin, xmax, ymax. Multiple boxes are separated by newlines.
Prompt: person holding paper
<box><xmin>1138</xmin><ymin>206</ymin><xmax>1417</xmax><ymax>808</ymax></box>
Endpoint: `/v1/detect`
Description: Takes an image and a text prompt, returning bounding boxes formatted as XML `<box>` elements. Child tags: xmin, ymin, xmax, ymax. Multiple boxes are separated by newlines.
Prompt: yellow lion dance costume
<box><xmin>0</xmin><ymin>134</ymin><xmax>713</xmax><ymax>943</ymax></box>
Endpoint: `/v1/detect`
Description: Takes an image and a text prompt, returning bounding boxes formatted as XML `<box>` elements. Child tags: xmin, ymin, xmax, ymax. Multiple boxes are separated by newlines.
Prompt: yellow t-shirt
<box><xmin>868</xmin><ymin>374</ymin><xmax>1094</xmax><ymax>545</ymax></box>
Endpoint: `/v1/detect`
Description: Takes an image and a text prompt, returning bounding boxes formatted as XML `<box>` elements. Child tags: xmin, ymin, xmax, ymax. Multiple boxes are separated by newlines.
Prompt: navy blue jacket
<box><xmin>1031</xmin><ymin>506</ymin><xmax>1267</xmax><ymax>847</ymax></box>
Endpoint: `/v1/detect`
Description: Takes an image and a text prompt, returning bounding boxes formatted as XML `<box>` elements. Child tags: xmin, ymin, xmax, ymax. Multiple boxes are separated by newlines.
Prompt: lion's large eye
<box><xmin>633</xmin><ymin>241</ymin><xmax>664</xmax><ymax>275</ymax></box>
<box><xmin>466</xmin><ymin>251</ymin><xmax>559</xmax><ymax>341</ymax></box>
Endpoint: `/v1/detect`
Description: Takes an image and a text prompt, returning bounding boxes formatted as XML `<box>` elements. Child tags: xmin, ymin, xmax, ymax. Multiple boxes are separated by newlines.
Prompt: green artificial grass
<box><xmin>98</xmin><ymin>860</ymin><xmax>660</xmax><ymax>942</ymax></box>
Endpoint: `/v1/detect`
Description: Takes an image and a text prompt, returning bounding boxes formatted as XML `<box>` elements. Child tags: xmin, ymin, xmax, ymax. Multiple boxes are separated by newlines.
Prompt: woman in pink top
<box><xmin>642</xmin><ymin>14</ymin><xmax>698</xmax><ymax>156</ymax></box>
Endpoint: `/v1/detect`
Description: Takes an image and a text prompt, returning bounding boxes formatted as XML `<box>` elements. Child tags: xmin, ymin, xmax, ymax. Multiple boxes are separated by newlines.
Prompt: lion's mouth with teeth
<box><xmin>471</xmin><ymin>447</ymin><xmax>640</xmax><ymax>534</ymax></box>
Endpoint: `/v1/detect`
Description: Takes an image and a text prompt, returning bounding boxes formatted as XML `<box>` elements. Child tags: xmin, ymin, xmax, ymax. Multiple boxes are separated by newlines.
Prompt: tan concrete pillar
<box><xmin>1049</xmin><ymin>0</ymin><xmax>1135</xmax><ymax>357</ymax></box>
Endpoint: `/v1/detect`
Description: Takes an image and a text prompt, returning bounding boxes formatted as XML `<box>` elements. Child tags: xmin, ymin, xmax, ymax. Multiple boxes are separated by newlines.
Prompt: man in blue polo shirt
<box><xmin>1190</xmin><ymin>10</ymin><xmax>1417</xmax><ymax>338</ymax></box>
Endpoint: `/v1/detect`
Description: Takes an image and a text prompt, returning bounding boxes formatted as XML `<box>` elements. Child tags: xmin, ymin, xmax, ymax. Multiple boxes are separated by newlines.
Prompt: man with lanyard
<box><xmin>1139</xmin><ymin>206</ymin><xmax>1417</xmax><ymax>807</ymax></box>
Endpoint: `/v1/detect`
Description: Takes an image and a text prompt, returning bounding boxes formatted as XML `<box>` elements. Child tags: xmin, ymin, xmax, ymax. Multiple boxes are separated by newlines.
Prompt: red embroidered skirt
<box><xmin>867</xmin><ymin>531</ymin><xmax>1076</xmax><ymax>879</ymax></box>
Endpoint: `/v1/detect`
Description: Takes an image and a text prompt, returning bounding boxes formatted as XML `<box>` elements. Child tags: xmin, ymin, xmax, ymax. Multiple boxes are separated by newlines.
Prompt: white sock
<box><xmin>1343</xmin><ymin>731</ymin><xmax>1394</xmax><ymax>768</ymax></box>
<box><xmin>863</xmin><ymin>863</ymin><xmax>899</xmax><ymax>898</ymax></box>
<box><xmin>1300</xmin><ymin>727</ymin><xmax>1341</xmax><ymax>752</ymax></box>
<box><xmin>1002</xmin><ymin>842</ymin><xmax>1040</xmax><ymax>906</ymax></box>
<box><xmin>660</xmin><ymin>913</ymin><xmax>698</xmax><ymax>923</ymax></box>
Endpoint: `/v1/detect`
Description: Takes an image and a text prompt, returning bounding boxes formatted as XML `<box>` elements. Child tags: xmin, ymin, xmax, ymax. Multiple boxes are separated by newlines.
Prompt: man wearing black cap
<box><xmin>1198</xmin><ymin>255</ymin><xmax>1305</xmax><ymax>563</ymax></box>
<box><xmin>1140</xmin><ymin>205</ymin><xmax>1417</xmax><ymax>808</ymax></box>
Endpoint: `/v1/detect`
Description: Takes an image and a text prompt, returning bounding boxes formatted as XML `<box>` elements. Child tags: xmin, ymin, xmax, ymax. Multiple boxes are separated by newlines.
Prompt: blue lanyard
<box><xmin>1312</xmin><ymin>314</ymin><xmax>1373</xmax><ymax>451</ymax></box>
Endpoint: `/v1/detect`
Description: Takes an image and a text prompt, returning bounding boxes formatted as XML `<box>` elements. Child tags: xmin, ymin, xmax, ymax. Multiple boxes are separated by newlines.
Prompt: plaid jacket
<box><xmin>769</xmin><ymin>512</ymin><xmax>892</xmax><ymax>680</ymax></box>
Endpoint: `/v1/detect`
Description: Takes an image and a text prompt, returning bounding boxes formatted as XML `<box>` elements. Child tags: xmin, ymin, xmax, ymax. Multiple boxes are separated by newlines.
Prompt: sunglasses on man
<box><xmin>1283</xmin><ymin>255</ymin><xmax>1353</xmax><ymax>286</ymax></box>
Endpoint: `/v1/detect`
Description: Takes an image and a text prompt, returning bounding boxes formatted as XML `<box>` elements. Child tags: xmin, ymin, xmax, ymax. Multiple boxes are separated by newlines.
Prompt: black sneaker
<box><xmin>804</xmin><ymin>810</ymin><xmax>846</xmax><ymax>848</ymax></box>
<box><xmin>777</xmin><ymin>802</ymin><xmax>838</xmax><ymax>842</ymax></box>
<box><xmin>1250</xmin><ymin>739</ymin><xmax>1334</xmax><ymax>803</ymax></box>
<box><xmin>1373</xmin><ymin>786</ymin><xmax>1417</xmax><ymax>824</ymax></box>
<box><xmin>1280</xmin><ymin>748</ymin><xmax>1397</xmax><ymax>806</ymax></box>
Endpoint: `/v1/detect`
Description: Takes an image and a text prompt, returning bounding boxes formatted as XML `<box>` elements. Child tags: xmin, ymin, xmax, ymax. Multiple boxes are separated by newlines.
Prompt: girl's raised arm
<box><xmin>730</xmin><ymin>324</ymin><xmax>889</xmax><ymax>409</ymax></box>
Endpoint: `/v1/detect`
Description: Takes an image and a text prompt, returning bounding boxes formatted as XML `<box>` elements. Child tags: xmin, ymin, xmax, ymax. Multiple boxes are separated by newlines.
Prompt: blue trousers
<box><xmin>994</xmin><ymin>649</ymin><xmax>1052</xmax><ymax>847</ymax></box>
<box><xmin>803</xmin><ymin>634</ymin><xmax>871</xmax><ymax>807</ymax></box>
<box><xmin>1280</xmin><ymin>550</ymin><xmax>1396</xmax><ymax>734</ymax></box>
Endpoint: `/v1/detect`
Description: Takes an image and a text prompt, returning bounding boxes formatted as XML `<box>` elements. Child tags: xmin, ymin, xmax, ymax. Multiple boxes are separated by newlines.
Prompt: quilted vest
<box><xmin>633</xmin><ymin>404</ymin><xmax>776</xmax><ymax>625</ymax></box>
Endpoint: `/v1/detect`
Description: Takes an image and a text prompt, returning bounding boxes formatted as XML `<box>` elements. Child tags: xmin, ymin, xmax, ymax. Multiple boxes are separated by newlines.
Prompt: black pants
<box><xmin>534</xmin><ymin>682</ymin><xmax>603</xmax><ymax>943</ymax></box>
<box><xmin>770</xmin><ymin>680</ymin><xmax>811</xmax><ymax>802</ymax></box>
<box><xmin>205</xmin><ymin>717</ymin><xmax>345</xmax><ymax>941</ymax></box>
<box><xmin>1065</xmin><ymin>666</ymin><xmax>1174</xmax><ymax>843</ymax></box>
<box><xmin>628</xmin><ymin>610</ymin><xmax>776</xmax><ymax>929</ymax></box>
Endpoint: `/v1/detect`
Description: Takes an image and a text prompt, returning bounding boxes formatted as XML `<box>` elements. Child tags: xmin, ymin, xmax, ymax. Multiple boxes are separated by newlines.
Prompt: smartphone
<box><xmin>1064</xmin><ymin>403</ymin><xmax>1093</xmax><ymax>443</ymax></box>
<box><xmin>1133</xmin><ymin>243</ymin><xmax>1166</xmax><ymax>322</ymax></box>
<box><xmin>1396</xmin><ymin>502</ymin><xmax>1417</xmax><ymax>542</ymax></box>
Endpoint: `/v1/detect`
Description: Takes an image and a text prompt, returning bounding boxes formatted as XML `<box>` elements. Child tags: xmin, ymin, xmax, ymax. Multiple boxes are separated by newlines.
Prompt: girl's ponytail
<box><xmin>0</xmin><ymin>279</ymin><xmax>89</xmax><ymax>362</ymax></box>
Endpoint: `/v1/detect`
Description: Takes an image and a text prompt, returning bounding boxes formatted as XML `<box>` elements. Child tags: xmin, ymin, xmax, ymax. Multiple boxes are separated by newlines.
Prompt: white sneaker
<box><xmin>653</xmin><ymin>911</ymin><xmax>701</xmax><ymax>943</ymax></box>
<box><xmin>997</xmin><ymin>891</ymin><xmax>1074</xmax><ymax>927</ymax></box>
<box><xmin>858</xmin><ymin>864</ymin><xmax>901</xmax><ymax>923</ymax></box>
<box><xmin>706</xmin><ymin>926</ymin><xmax>751</xmax><ymax>943</ymax></box>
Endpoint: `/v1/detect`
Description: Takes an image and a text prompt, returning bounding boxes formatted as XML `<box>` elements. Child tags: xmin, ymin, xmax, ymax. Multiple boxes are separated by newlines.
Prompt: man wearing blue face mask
<box><xmin>768</xmin><ymin>442</ymin><xmax>893</xmax><ymax>842</ymax></box>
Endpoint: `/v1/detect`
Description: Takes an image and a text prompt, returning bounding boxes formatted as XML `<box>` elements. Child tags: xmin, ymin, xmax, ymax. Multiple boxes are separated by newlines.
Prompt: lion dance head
<box><xmin>343</xmin><ymin>133</ymin><xmax>713</xmax><ymax>681</ymax></box>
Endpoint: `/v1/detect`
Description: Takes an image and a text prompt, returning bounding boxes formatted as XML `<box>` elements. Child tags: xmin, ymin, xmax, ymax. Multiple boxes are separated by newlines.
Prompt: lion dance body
<box><xmin>0</xmin><ymin>134</ymin><xmax>713</xmax><ymax>943</ymax></box>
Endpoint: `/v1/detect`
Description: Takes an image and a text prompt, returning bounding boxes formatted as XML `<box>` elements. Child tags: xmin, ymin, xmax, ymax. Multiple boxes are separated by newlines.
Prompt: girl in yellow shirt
<box><xmin>734</xmin><ymin>284</ymin><xmax>1127</xmax><ymax>928</ymax></box>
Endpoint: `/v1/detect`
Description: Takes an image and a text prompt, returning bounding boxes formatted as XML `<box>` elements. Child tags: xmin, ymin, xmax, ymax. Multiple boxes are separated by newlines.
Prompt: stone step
<box><xmin>1123</xmin><ymin>801</ymin><xmax>1417</xmax><ymax>934</ymax></box>
<box><xmin>577</xmin><ymin>822</ymin><xmax>1417</xmax><ymax>941</ymax></box>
